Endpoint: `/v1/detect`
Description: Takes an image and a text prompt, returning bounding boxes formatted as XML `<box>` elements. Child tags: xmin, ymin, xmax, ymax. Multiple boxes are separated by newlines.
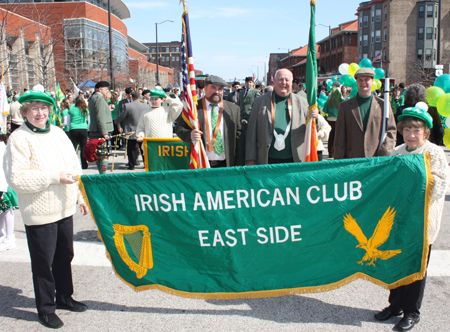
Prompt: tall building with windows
<box><xmin>143</xmin><ymin>41</ymin><xmax>182</xmax><ymax>86</ymax></box>
<box><xmin>0</xmin><ymin>0</ymin><xmax>174</xmax><ymax>91</ymax></box>
<box><xmin>357</xmin><ymin>0</ymin><xmax>449</xmax><ymax>85</ymax></box>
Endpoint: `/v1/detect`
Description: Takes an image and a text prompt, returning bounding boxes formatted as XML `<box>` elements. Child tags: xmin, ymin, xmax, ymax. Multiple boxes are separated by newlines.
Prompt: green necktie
<box><xmin>211</xmin><ymin>104</ymin><xmax>224</xmax><ymax>155</ymax></box>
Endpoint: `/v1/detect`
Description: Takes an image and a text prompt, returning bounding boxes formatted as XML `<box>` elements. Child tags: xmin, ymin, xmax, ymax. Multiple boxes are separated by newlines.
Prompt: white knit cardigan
<box><xmin>391</xmin><ymin>140</ymin><xmax>450</xmax><ymax>244</ymax></box>
<box><xmin>136</xmin><ymin>97</ymin><xmax>183</xmax><ymax>138</ymax></box>
<box><xmin>3</xmin><ymin>124</ymin><xmax>84</xmax><ymax>226</ymax></box>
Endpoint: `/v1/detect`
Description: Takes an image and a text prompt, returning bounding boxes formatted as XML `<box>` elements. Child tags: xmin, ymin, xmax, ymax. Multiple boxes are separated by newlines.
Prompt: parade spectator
<box><xmin>245</xmin><ymin>68</ymin><xmax>318</xmax><ymax>165</ymax></box>
<box><xmin>176</xmin><ymin>75</ymin><xmax>245</xmax><ymax>168</ymax></box>
<box><xmin>374</xmin><ymin>107</ymin><xmax>450</xmax><ymax>332</ymax></box>
<box><xmin>142</xmin><ymin>89</ymin><xmax>151</xmax><ymax>105</ymax></box>
<box><xmin>9</xmin><ymin>94</ymin><xmax>23</xmax><ymax>132</ymax></box>
<box><xmin>115</xmin><ymin>87</ymin><xmax>132</xmax><ymax>149</ymax></box>
<box><xmin>68</xmin><ymin>97</ymin><xmax>89</xmax><ymax>169</ymax></box>
<box><xmin>60</xmin><ymin>98</ymin><xmax>71</xmax><ymax>136</ymax></box>
<box><xmin>323</xmin><ymin>82</ymin><xmax>344</xmax><ymax>158</ymax></box>
<box><xmin>226</xmin><ymin>81</ymin><xmax>241</xmax><ymax>104</ymax></box>
<box><xmin>395</xmin><ymin>84</ymin><xmax>427</xmax><ymax>146</ymax></box>
<box><xmin>3</xmin><ymin>90</ymin><xmax>89</xmax><ymax>329</ymax></box>
<box><xmin>390</xmin><ymin>86</ymin><xmax>400</xmax><ymax>115</ymax></box>
<box><xmin>341</xmin><ymin>86</ymin><xmax>350</xmax><ymax>100</ymax></box>
<box><xmin>115</xmin><ymin>91</ymin><xmax>148</xmax><ymax>170</ymax></box>
<box><xmin>264</xmin><ymin>86</ymin><xmax>273</xmax><ymax>94</ymax></box>
<box><xmin>427</xmin><ymin>106</ymin><xmax>444</xmax><ymax>146</ymax></box>
<box><xmin>333</xmin><ymin>67</ymin><xmax>396</xmax><ymax>159</ymax></box>
<box><xmin>88</xmin><ymin>81</ymin><xmax>113</xmax><ymax>174</ymax></box>
<box><xmin>0</xmin><ymin>133</ymin><xmax>18</xmax><ymax>252</ymax></box>
<box><xmin>293</xmin><ymin>78</ymin><xmax>307</xmax><ymax>98</ymax></box>
<box><xmin>136</xmin><ymin>88</ymin><xmax>182</xmax><ymax>140</ymax></box>
<box><xmin>238</xmin><ymin>77</ymin><xmax>261</xmax><ymax>124</ymax></box>
<box><xmin>6</xmin><ymin>85</ymin><xmax>12</xmax><ymax>98</ymax></box>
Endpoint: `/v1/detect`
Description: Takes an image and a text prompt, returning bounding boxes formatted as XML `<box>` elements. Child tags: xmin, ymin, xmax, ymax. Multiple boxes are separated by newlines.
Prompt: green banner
<box><xmin>79</xmin><ymin>154</ymin><xmax>432</xmax><ymax>299</ymax></box>
<box><xmin>143</xmin><ymin>138</ymin><xmax>189</xmax><ymax>172</ymax></box>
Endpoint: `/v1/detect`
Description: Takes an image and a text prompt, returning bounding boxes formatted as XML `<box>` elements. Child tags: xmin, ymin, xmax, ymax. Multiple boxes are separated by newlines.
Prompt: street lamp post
<box><xmin>107</xmin><ymin>0</ymin><xmax>114</xmax><ymax>89</ymax></box>
<box><xmin>317</xmin><ymin>23</ymin><xmax>332</xmax><ymax>73</ymax></box>
<box><xmin>155</xmin><ymin>20</ymin><xmax>174</xmax><ymax>84</ymax></box>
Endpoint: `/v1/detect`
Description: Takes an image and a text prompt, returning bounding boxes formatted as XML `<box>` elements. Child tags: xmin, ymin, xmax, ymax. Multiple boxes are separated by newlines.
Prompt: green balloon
<box><xmin>437</xmin><ymin>93</ymin><xmax>450</xmax><ymax>117</ymax></box>
<box><xmin>350</xmin><ymin>87</ymin><xmax>359</xmax><ymax>98</ymax></box>
<box><xmin>359</xmin><ymin>58</ymin><xmax>372</xmax><ymax>68</ymax></box>
<box><xmin>434</xmin><ymin>74</ymin><xmax>450</xmax><ymax>94</ymax></box>
<box><xmin>426</xmin><ymin>86</ymin><xmax>445</xmax><ymax>107</ymax></box>
<box><xmin>374</xmin><ymin>68</ymin><xmax>385</xmax><ymax>80</ymax></box>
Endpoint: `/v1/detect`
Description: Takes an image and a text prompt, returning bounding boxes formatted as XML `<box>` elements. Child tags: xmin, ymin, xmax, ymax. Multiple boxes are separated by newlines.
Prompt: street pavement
<box><xmin>0</xmin><ymin>147</ymin><xmax>449</xmax><ymax>331</ymax></box>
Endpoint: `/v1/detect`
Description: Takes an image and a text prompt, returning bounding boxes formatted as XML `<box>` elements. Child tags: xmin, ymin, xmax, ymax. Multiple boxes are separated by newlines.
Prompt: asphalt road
<box><xmin>0</xmin><ymin>147</ymin><xmax>449</xmax><ymax>332</ymax></box>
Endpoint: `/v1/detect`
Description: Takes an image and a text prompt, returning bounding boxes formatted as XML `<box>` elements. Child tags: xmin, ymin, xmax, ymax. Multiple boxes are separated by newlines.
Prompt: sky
<box><xmin>122</xmin><ymin>0</ymin><xmax>364</xmax><ymax>82</ymax></box>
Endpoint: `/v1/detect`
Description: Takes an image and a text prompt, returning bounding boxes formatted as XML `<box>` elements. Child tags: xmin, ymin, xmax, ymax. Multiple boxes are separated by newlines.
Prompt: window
<box><xmin>375</xmin><ymin>30</ymin><xmax>381</xmax><ymax>42</ymax></box>
<box><xmin>161</xmin><ymin>56</ymin><xmax>164</xmax><ymax>62</ymax></box>
<box><xmin>371</xmin><ymin>31</ymin><xmax>374</xmax><ymax>42</ymax></box>
<box><xmin>427</xmin><ymin>5</ymin><xmax>433</xmax><ymax>17</ymax></box>
<box><xmin>384</xmin><ymin>7</ymin><xmax>387</xmax><ymax>20</ymax></box>
<box><xmin>176</xmin><ymin>56</ymin><xmax>180</xmax><ymax>61</ymax></box>
<box><xmin>363</xmin><ymin>16</ymin><xmax>368</xmax><ymax>27</ymax></box>
<box><xmin>384</xmin><ymin>29</ymin><xmax>387</xmax><ymax>41</ymax></box>
<box><xmin>359</xmin><ymin>35</ymin><xmax>362</xmax><ymax>46</ymax></box>
<box><xmin>417</xmin><ymin>49</ymin><xmax>423</xmax><ymax>59</ymax></box>
<box><xmin>418</xmin><ymin>27</ymin><xmax>424</xmax><ymax>39</ymax></box>
<box><xmin>359</xmin><ymin>15</ymin><xmax>362</xmax><ymax>28</ymax></box>
<box><xmin>418</xmin><ymin>6</ymin><xmax>424</xmax><ymax>18</ymax></box>
<box><xmin>363</xmin><ymin>35</ymin><xmax>368</xmax><ymax>46</ymax></box>
<box><xmin>172</xmin><ymin>56</ymin><xmax>176</xmax><ymax>61</ymax></box>
<box><xmin>425</xmin><ymin>49</ymin><xmax>432</xmax><ymax>60</ymax></box>
<box><xmin>376</xmin><ymin>9</ymin><xmax>381</xmax><ymax>22</ymax></box>
<box><xmin>363</xmin><ymin>53</ymin><xmax>368</xmax><ymax>59</ymax></box>
<box><xmin>383</xmin><ymin>49</ymin><xmax>387</xmax><ymax>61</ymax></box>
<box><xmin>435</xmin><ymin>27</ymin><xmax>437</xmax><ymax>40</ymax></box>
<box><xmin>426</xmin><ymin>27</ymin><xmax>433</xmax><ymax>39</ymax></box>
<box><xmin>152</xmin><ymin>47</ymin><xmax>155</xmax><ymax>53</ymax></box>
<box><xmin>161</xmin><ymin>47</ymin><xmax>166</xmax><ymax>52</ymax></box>
<box><xmin>371</xmin><ymin>8</ymin><xmax>374</xmax><ymax>22</ymax></box>
<box><xmin>172</xmin><ymin>47</ymin><xmax>176</xmax><ymax>52</ymax></box>
<box><xmin>348</xmin><ymin>35</ymin><xmax>352</xmax><ymax>43</ymax></box>
<box><xmin>176</xmin><ymin>47</ymin><xmax>180</xmax><ymax>52</ymax></box>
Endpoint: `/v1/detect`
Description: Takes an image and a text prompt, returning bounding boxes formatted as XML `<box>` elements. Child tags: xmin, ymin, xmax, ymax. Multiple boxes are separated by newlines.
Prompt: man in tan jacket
<box><xmin>333</xmin><ymin>67</ymin><xmax>396</xmax><ymax>159</ymax></box>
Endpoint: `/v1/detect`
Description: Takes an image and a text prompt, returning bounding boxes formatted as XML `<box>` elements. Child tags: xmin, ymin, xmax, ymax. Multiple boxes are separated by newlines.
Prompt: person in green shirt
<box><xmin>323</xmin><ymin>82</ymin><xmax>344</xmax><ymax>157</ymax></box>
<box><xmin>68</xmin><ymin>97</ymin><xmax>89</xmax><ymax>169</ymax></box>
<box><xmin>60</xmin><ymin>98</ymin><xmax>71</xmax><ymax>136</ymax></box>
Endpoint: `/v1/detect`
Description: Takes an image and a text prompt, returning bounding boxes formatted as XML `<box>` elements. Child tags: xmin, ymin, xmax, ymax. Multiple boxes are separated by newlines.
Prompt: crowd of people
<box><xmin>0</xmin><ymin>66</ymin><xmax>449</xmax><ymax>331</ymax></box>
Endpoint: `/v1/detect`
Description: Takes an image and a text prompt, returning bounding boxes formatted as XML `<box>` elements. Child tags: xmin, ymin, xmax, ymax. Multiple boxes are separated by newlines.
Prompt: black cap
<box><xmin>196</xmin><ymin>81</ymin><xmax>205</xmax><ymax>89</ymax></box>
<box><xmin>95</xmin><ymin>81</ymin><xmax>110</xmax><ymax>89</ymax></box>
<box><xmin>125</xmin><ymin>87</ymin><xmax>132</xmax><ymax>94</ymax></box>
<box><xmin>204</xmin><ymin>75</ymin><xmax>227</xmax><ymax>87</ymax></box>
<box><xmin>245</xmin><ymin>77</ymin><xmax>254</xmax><ymax>82</ymax></box>
<box><xmin>142</xmin><ymin>89</ymin><xmax>150</xmax><ymax>96</ymax></box>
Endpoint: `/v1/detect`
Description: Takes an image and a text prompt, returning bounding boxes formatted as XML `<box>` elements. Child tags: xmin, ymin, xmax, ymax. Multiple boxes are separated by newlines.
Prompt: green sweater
<box><xmin>68</xmin><ymin>106</ymin><xmax>89</xmax><ymax>130</ymax></box>
<box><xmin>357</xmin><ymin>94</ymin><xmax>373</xmax><ymax>132</ymax></box>
<box><xmin>268</xmin><ymin>93</ymin><xmax>292</xmax><ymax>159</ymax></box>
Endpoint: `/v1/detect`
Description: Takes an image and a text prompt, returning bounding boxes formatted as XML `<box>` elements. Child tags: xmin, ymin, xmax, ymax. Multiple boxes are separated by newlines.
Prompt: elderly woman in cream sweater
<box><xmin>3</xmin><ymin>90</ymin><xmax>89</xmax><ymax>329</ymax></box>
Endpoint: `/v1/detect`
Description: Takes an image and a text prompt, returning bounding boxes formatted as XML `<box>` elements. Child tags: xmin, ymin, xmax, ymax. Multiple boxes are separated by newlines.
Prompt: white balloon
<box><xmin>338</xmin><ymin>63</ymin><xmax>349</xmax><ymax>76</ymax></box>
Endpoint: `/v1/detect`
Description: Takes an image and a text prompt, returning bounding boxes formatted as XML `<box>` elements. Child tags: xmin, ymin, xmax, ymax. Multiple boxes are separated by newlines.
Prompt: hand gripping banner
<box><xmin>78</xmin><ymin>154</ymin><xmax>432</xmax><ymax>299</ymax></box>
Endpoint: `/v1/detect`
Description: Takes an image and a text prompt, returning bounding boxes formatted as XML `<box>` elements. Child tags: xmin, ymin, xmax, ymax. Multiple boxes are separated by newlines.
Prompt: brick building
<box><xmin>143</xmin><ymin>41</ymin><xmax>182</xmax><ymax>86</ymax></box>
<box><xmin>0</xmin><ymin>1</ymin><xmax>174</xmax><ymax>91</ymax></box>
<box><xmin>357</xmin><ymin>0</ymin><xmax>450</xmax><ymax>85</ymax></box>
<box><xmin>267</xmin><ymin>52</ymin><xmax>287</xmax><ymax>84</ymax></box>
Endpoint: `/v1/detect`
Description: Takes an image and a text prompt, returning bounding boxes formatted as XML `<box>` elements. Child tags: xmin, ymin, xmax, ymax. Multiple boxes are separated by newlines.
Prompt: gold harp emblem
<box><xmin>113</xmin><ymin>224</ymin><xmax>154</xmax><ymax>279</ymax></box>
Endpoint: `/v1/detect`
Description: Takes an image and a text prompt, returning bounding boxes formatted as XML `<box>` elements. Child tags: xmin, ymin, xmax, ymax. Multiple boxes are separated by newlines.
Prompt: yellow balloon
<box><xmin>348</xmin><ymin>63</ymin><xmax>360</xmax><ymax>77</ymax></box>
<box><xmin>437</xmin><ymin>93</ymin><xmax>450</xmax><ymax>117</ymax></box>
<box><xmin>371</xmin><ymin>79</ymin><xmax>382</xmax><ymax>91</ymax></box>
<box><xmin>443</xmin><ymin>128</ymin><xmax>450</xmax><ymax>149</ymax></box>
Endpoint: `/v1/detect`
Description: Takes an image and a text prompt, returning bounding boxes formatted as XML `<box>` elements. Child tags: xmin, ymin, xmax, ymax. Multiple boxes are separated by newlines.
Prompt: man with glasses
<box><xmin>176</xmin><ymin>75</ymin><xmax>245</xmax><ymax>168</ymax></box>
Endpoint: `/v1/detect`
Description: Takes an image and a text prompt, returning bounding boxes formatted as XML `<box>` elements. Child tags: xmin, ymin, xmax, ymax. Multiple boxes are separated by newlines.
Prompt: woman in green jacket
<box><xmin>68</xmin><ymin>97</ymin><xmax>89</xmax><ymax>169</ymax></box>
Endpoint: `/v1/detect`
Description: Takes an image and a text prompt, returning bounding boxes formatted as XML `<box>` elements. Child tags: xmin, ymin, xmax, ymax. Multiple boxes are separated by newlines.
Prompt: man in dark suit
<box><xmin>245</xmin><ymin>68</ymin><xmax>318</xmax><ymax>165</ymax></box>
<box><xmin>333</xmin><ymin>67</ymin><xmax>396</xmax><ymax>159</ymax></box>
<box><xmin>176</xmin><ymin>75</ymin><xmax>245</xmax><ymax>168</ymax></box>
<box><xmin>238</xmin><ymin>77</ymin><xmax>261</xmax><ymax>123</ymax></box>
<box><xmin>114</xmin><ymin>87</ymin><xmax>132</xmax><ymax>149</ymax></box>
<box><xmin>115</xmin><ymin>91</ymin><xmax>148</xmax><ymax>170</ymax></box>
<box><xmin>226</xmin><ymin>81</ymin><xmax>241</xmax><ymax>104</ymax></box>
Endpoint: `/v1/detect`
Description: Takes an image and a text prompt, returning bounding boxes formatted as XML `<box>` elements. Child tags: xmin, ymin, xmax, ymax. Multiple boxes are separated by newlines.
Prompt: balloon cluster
<box><xmin>338</xmin><ymin>58</ymin><xmax>386</xmax><ymax>97</ymax></box>
<box><xmin>427</xmin><ymin>74</ymin><xmax>450</xmax><ymax>148</ymax></box>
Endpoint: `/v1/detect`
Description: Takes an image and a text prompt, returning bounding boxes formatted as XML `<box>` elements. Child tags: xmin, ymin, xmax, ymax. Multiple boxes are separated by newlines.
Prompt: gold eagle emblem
<box><xmin>343</xmin><ymin>207</ymin><xmax>401</xmax><ymax>266</ymax></box>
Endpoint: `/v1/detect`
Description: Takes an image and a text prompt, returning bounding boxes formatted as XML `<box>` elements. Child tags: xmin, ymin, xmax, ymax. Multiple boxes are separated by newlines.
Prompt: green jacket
<box><xmin>88</xmin><ymin>92</ymin><xmax>113</xmax><ymax>136</ymax></box>
<box><xmin>68</xmin><ymin>106</ymin><xmax>89</xmax><ymax>130</ymax></box>
<box><xmin>238</xmin><ymin>88</ymin><xmax>261</xmax><ymax>120</ymax></box>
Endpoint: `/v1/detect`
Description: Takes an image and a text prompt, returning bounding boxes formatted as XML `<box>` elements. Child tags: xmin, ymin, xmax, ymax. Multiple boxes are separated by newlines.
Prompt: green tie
<box><xmin>211</xmin><ymin>104</ymin><xmax>224</xmax><ymax>155</ymax></box>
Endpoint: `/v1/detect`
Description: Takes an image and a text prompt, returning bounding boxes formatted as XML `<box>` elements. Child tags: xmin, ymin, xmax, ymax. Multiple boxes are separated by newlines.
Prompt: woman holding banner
<box><xmin>374</xmin><ymin>107</ymin><xmax>450</xmax><ymax>331</ymax></box>
<box><xmin>3</xmin><ymin>90</ymin><xmax>89</xmax><ymax>329</ymax></box>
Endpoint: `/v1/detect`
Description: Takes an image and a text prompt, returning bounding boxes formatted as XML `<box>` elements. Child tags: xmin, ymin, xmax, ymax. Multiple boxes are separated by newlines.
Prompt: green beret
<box><xmin>18</xmin><ymin>89</ymin><xmax>56</xmax><ymax>107</ymax></box>
<box><xmin>354</xmin><ymin>67</ymin><xmax>375</xmax><ymax>78</ymax></box>
<box><xmin>398</xmin><ymin>107</ymin><xmax>433</xmax><ymax>129</ymax></box>
<box><xmin>150</xmin><ymin>88</ymin><xmax>166</xmax><ymax>98</ymax></box>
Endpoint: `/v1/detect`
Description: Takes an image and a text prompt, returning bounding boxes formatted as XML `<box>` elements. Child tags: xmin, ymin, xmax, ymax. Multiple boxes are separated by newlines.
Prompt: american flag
<box><xmin>181</xmin><ymin>9</ymin><xmax>209</xmax><ymax>169</ymax></box>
